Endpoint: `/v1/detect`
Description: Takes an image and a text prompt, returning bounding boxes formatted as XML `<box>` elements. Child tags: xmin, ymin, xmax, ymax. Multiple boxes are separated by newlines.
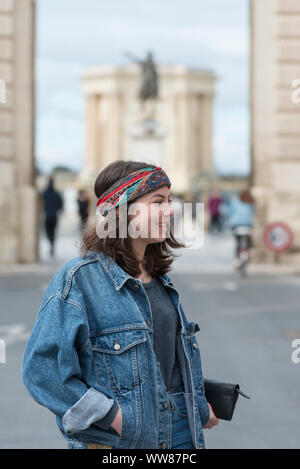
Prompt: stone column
<box><xmin>199</xmin><ymin>94</ymin><xmax>214</xmax><ymax>175</ymax></box>
<box><xmin>251</xmin><ymin>0</ymin><xmax>300</xmax><ymax>263</ymax></box>
<box><xmin>0</xmin><ymin>0</ymin><xmax>37</xmax><ymax>264</ymax></box>
<box><xmin>85</xmin><ymin>94</ymin><xmax>100</xmax><ymax>173</ymax></box>
<box><xmin>173</xmin><ymin>92</ymin><xmax>191</xmax><ymax>193</ymax></box>
<box><xmin>103</xmin><ymin>93</ymin><xmax>123</xmax><ymax>166</ymax></box>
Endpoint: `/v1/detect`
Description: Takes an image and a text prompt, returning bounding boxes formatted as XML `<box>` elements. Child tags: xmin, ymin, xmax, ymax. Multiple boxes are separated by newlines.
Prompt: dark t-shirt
<box><xmin>142</xmin><ymin>276</ymin><xmax>184</xmax><ymax>392</ymax></box>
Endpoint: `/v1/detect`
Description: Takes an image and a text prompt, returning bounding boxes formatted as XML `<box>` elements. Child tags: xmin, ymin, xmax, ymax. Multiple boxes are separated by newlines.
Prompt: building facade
<box><xmin>0</xmin><ymin>0</ymin><xmax>38</xmax><ymax>263</ymax></box>
<box><xmin>251</xmin><ymin>0</ymin><xmax>300</xmax><ymax>263</ymax></box>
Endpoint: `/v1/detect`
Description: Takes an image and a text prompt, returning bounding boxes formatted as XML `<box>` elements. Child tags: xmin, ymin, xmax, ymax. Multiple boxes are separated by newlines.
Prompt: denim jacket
<box><xmin>22</xmin><ymin>251</ymin><xmax>210</xmax><ymax>449</ymax></box>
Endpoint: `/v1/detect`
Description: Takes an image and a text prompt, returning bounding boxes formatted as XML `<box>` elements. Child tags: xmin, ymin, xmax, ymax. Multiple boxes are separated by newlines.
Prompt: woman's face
<box><xmin>126</xmin><ymin>186</ymin><xmax>174</xmax><ymax>243</ymax></box>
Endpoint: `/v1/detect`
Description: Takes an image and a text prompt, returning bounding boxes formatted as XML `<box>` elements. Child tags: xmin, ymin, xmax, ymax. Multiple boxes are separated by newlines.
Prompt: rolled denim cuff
<box><xmin>93</xmin><ymin>400</ymin><xmax>119</xmax><ymax>430</ymax></box>
<box><xmin>62</xmin><ymin>387</ymin><xmax>115</xmax><ymax>435</ymax></box>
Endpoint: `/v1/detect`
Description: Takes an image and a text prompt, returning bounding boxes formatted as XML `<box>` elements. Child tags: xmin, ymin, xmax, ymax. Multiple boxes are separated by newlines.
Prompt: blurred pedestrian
<box><xmin>228</xmin><ymin>189</ymin><xmax>255</xmax><ymax>266</ymax></box>
<box><xmin>218</xmin><ymin>196</ymin><xmax>230</xmax><ymax>232</ymax></box>
<box><xmin>42</xmin><ymin>176</ymin><xmax>64</xmax><ymax>257</ymax></box>
<box><xmin>77</xmin><ymin>189</ymin><xmax>90</xmax><ymax>232</ymax></box>
<box><xmin>208</xmin><ymin>190</ymin><xmax>222</xmax><ymax>234</ymax></box>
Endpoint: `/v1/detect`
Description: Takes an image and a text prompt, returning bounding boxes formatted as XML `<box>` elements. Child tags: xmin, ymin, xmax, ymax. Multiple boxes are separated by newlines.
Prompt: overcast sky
<box><xmin>36</xmin><ymin>0</ymin><xmax>250</xmax><ymax>175</ymax></box>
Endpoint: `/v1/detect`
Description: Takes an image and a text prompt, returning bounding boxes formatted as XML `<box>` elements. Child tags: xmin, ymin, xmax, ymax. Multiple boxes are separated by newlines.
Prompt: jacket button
<box><xmin>114</xmin><ymin>343</ymin><xmax>121</xmax><ymax>351</ymax></box>
<box><xmin>193</xmin><ymin>343</ymin><xmax>198</xmax><ymax>349</ymax></box>
<box><xmin>146</xmin><ymin>319</ymin><xmax>151</xmax><ymax>327</ymax></box>
<box><xmin>134</xmin><ymin>284</ymin><xmax>139</xmax><ymax>290</ymax></box>
<box><xmin>163</xmin><ymin>401</ymin><xmax>168</xmax><ymax>409</ymax></box>
<box><xmin>161</xmin><ymin>443</ymin><xmax>167</xmax><ymax>449</ymax></box>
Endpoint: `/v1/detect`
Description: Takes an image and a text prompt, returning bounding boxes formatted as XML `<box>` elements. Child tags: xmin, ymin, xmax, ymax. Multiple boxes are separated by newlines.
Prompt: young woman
<box><xmin>22</xmin><ymin>160</ymin><xmax>218</xmax><ymax>449</ymax></box>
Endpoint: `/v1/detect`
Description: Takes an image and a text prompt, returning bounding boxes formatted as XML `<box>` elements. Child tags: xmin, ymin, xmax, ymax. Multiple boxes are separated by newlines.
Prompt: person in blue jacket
<box><xmin>22</xmin><ymin>160</ymin><xmax>219</xmax><ymax>450</ymax></box>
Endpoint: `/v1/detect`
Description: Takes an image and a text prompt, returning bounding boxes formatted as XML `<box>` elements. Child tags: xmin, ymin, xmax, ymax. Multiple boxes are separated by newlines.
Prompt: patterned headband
<box><xmin>96</xmin><ymin>166</ymin><xmax>171</xmax><ymax>217</ymax></box>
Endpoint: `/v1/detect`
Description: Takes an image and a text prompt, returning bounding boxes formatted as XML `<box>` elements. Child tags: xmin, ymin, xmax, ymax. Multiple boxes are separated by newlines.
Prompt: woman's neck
<box><xmin>138</xmin><ymin>272</ymin><xmax>153</xmax><ymax>283</ymax></box>
<box><xmin>130</xmin><ymin>239</ymin><xmax>153</xmax><ymax>283</ymax></box>
<box><xmin>137</xmin><ymin>263</ymin><xmax>152</xmax><ymax>283</ymax></box>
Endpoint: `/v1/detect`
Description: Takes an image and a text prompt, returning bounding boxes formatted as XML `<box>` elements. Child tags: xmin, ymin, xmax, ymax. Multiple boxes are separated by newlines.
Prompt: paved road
<box><xmin>0</xmin><ymin>230</ymin><xmax>299</xmax><ymax>448</ymax></box>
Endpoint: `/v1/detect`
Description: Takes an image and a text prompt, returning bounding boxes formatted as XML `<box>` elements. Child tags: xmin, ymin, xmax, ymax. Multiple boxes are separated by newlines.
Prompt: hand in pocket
<box><xmin>110</xmin><ymin>406</ymin><xmax>122</xmax><ymax>436</ymax></box>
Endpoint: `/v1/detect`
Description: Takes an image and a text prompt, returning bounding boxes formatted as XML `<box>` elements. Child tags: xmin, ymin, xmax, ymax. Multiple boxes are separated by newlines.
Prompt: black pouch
<box><xmin>204</xmin><ymin>379</ymin><xmax>251</xmax><ymax>421</ymax></box>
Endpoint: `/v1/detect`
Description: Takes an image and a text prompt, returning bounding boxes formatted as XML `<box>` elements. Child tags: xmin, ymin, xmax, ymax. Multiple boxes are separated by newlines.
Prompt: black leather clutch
<box><xmin>204</xmin><ymin>379</ymin><xmax>251</xmax><ymax>421</ymax></box>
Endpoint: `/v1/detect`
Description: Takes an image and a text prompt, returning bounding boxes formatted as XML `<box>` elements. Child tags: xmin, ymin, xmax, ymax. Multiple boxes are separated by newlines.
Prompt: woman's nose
<box><xmin>161</xmin><ymin>205</ymin><xmax>174</xmax><ymax>219</ymax></box>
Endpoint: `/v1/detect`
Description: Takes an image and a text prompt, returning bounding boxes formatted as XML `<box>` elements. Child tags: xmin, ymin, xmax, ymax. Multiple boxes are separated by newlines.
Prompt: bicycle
<box><xmin>232</xmin><ymin>225</ymin><xmax>252</xmax><ymax>277</ymax></box>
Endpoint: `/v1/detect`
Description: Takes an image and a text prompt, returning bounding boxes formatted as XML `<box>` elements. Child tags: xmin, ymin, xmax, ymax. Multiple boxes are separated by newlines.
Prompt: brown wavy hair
<box><xmin>80</xmin><ymin>160</ymin><xmax>186</xmax><ymax>278</ymax></box>
<box><xmin>239</xmin><ymin>189</ymin><xmax>255</xmax><ymax>204</ymax></box>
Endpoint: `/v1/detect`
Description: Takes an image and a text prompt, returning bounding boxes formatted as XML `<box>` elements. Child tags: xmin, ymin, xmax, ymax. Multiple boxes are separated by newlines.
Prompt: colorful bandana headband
<box><xmin>96</xmin><ymin>166</ymin><xmax>171</xmax><ymax>217</ymax></box>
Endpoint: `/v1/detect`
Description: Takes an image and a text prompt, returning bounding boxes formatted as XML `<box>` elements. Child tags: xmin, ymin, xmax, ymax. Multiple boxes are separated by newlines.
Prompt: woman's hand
<box><xmin>110</xmin><ymin>407</ymin><xmax>122</xmax><ymax>436</ymax></box>
<box><xmin>203</xmin><ymin>403</ymin><xmax>219</xmax><ymax>429</ymax></box>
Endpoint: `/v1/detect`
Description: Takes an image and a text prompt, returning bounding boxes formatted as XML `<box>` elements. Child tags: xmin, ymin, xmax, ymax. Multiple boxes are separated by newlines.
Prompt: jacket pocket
<box><xmin>92</xmin><ymin>328</ymin><xmax>150</xmax><ymax>393</ymax></box>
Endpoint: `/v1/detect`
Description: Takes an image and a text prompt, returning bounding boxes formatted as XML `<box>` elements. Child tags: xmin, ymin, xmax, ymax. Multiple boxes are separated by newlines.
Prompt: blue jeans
<box><xmin>168</xmin><ymin>384</ymin><xmax>194</xmax><ymax>449</ymax></box>
<box><xmin>66</xmin><ymin>383</ymin><xmax>195</xmax><ymax>449</ymax></box>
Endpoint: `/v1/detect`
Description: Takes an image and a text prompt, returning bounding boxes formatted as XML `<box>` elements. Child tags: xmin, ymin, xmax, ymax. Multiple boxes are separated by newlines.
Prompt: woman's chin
<box><xmin>147</xmin><ymin>227</ymin><xmax>169</xmax><ymax>243</ymax></box>
<box><xmin>150</xmin><ymin>234</ymin><xmax>167</xmax><ymax>243</ymax></box>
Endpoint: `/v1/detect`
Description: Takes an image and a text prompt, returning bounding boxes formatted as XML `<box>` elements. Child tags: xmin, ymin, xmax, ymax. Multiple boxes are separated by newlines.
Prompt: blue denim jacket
<box><xmin>22</xmin><ymin>251</ymin><xmax>210</xmax><ymax>449</ymax></box>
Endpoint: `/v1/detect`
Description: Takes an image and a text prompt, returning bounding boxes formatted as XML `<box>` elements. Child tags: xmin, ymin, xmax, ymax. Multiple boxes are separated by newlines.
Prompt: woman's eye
<box><xmin>153</xmin><ymin>199</ymin><xmax>173</xmax><ymax>205</ymax></box>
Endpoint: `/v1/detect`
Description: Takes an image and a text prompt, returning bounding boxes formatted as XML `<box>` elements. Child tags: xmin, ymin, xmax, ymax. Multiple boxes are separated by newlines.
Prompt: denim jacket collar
<box><xmin>96</xmin><ymin>251</ymin><xmax>173</xmax><ymax>291</ymax></box>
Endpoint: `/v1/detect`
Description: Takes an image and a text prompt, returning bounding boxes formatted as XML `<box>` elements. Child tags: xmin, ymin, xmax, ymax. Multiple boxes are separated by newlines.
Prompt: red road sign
<box><xmin>263</xmin><ymin>222</ymin><xmax>293</xmax><ymax>253</ymax></box>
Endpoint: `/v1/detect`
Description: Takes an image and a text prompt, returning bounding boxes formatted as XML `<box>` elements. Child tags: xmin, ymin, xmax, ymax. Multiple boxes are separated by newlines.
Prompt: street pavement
<box><xmin>0</xmin><ymin>227</ymin><xmax>299</xmax><ymax>448</ymax></box>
